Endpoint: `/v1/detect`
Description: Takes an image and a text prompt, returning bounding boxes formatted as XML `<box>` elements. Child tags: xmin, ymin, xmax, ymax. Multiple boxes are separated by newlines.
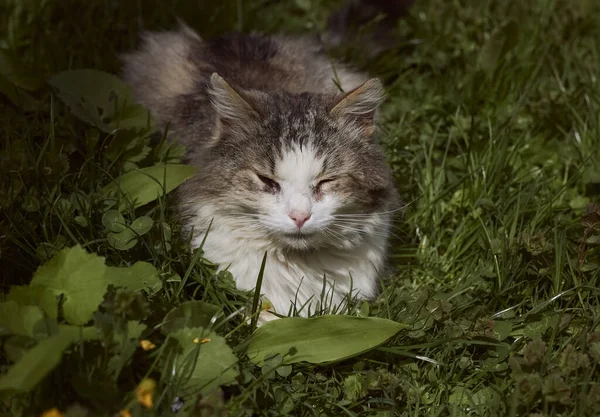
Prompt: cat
<box><xmin>121</xmin><ymin>2</ymin><xmax>407</xmax><ymax>323</ymax></box>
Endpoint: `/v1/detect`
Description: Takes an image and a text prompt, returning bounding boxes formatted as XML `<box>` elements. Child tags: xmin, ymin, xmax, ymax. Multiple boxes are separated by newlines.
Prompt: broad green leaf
<box><xmin>246</xmin><ymin>315</ymin><xmax>407</xmax><ymax>366</ymax></box>
<box><xmin>106</xmin><ymin>261</ymin><xmax>162</xmax><ymax>293</ymax></box>
<box><xmin>102</xmin><ymin>210</ymin><xmax>126</xmax><ymax>233</ymax></box>
<box><xmin>112</xmin><ymin>321</ymin><xmax>148</xmax><ymax>346</ymax></box>
<box><xmin>107</xmin><ymin>340</ymin><xmax>137</xmax><ymax>379</ymax></box>
<box><xmin>471</xmin><ymin>387</ymin><xmax>501</xmax><ymax>408</ymax></box>
<box><xmin>0</xmin><ymin>328</ymin><xmax>73</xmax><ymax>393</ymax></box>
<box><xmin>481</xmin><ymin>343</ymin><xmax>510</xmax><ymax>372</ymax></box>
<box><xmin>493</xmin><ymin>320</ymin><xmax>512</xmax><ymax>341</ymax></box>
<box><xmin>155</xmin><ymin>140</ymin><xmax>187</xmax><ymax>164</ymax></box>
<box><xmin>343</xmin><ymin>374</ymin><xmax>366</xmax><ymax>401</ymax></box>
<box><xmin>130</xmin><ymin>216</ymin><xmax>154</xmax><ymax>235</ymax></box>
<box><xmin>74</xmin><ymin>215</ymin><xmax>88</xmax><ymax>227</ymax></box>
<box><xmin>30</xmin><ymin>245</ymin><xmax>109</xmax><ymax>325</ymax></box>
<box><xmin>261</xmin><ymin>353</ymin><xmax>284</xmax><ymax>376</ymax></box>
<box><xmin>522</xmin><ymin>316</ymin><xmax>560</xmax><ymax>340</ymax></box>
<box><xmin>4</xmin><ymin>335</ymin><xmax>37</xmax><ymax>363</ymax></box>
<box><xmin>171</xmin><ymin>327</ymin><xmax>239</xmax><ymax>394</ymax></box>
<box><xmin>107</xmin><ymin>228</ymin><xmax>138</xmax><ymax>251</ymax></box>
<box><xmin>57</xmin><ymin>324</ymin><xmax>100</xmax><ymax>342</ymax></box>
<box><xmin>448</xmin><ymin>385</ymin><xmax>471</xmax><ymax>406</ymax></box>
<box><xmin>276</xmin><ymin>365</ymin><xmax>292</xmax><ymax>378</ymax></box>
<box><xmin>106</xmin><ymin>321</ymin><xmax>147</xmax><ymax>378</ymax></box>
<box><xmin>105</xmin><ymin>128</ymin><xmax>151</xmax><ymax>165</ymax></box>
<box><xmin>32</xmin><ymin>318</ymin><xmax>60</xmax><ymax>340</ymax></box>
<box><xmin>127</xmin><ymin>321</ymin><xmax>148</xmax><ymax>339</ymax></box>
<box><xmin>0</xmin><ymin>325</ymin><xmax>97</xmax><ymax>393</ymax></box>
<box><xmin>102</xmin><ymin>164</ymin><xmax>197</xmax><ymax>211</ymax></box>
<box><xmin>0</xmin><ymin>301</ymin><xmax>44</xmax><ymax>338</ymax></box>
<box><xmin>162</xmin><ymin>301</ymin><xmax>220</xmax><ymax>335</ymax></box>
<box><xmin>48</xmin><ymin>69</ymin><xmax>154</xmax><ymax>132</ymax></box>
<box><xmin>570</xmin><ymin>195</ymin><xmax>590</xmax><ymax>210</ymax></box>
<box><xmin>7</xmin><ymin>286</ymin><xmax>59</xmax><ymax>319</ymax></box>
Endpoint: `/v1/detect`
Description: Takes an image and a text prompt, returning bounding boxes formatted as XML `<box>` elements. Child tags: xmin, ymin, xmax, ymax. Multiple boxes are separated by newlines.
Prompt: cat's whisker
<box><xmin>332</xmin><ymin>218</ymin><xmax>403</xmax><ymax>231</ymax></box>
<box><xmin>321</xmin><ymin>228</ymin><xmax>346</xmax><ymax>246</ymax></box>
<box><xmin>341</xmin><ymin>217</ymin><xmax>407</xmax><ymax>229</ymax></box>
<box><xmin>333</xmin><ymin>206</ymin><xmax>407</xmax><ymax>218</ymax></box>
<box><xmin>333</xmin><ymin>227</ymin><xmax>389</xmax><ymax>239</ymax></box>
<box><xmin>331</xmin><ymin>219</ymin><xmax>385</xmax><ymax>229</ymax></box>
<box><xmin>333</xmin><ymin>223</ymin><xmax>402</xmax><ymax>240</ymax></box>
<box><xmin>225</xmin><ymin>215</ymin><xmax>263</xmax><ymax>221</ymax></box>
<box><xmin>224</xmin><ymin>212</ymin><xmax>263</xmax><ymax>217</ymax></box>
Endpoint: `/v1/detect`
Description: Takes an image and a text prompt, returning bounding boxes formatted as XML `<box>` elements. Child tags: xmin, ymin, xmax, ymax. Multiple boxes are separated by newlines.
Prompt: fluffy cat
<box><xmin>121</xmin><ymin>15</ymin><xmax>401</xmax><ymax>322</ymax></box>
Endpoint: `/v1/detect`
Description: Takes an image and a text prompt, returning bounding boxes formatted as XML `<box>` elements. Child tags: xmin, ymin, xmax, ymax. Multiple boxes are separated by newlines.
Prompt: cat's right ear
<box><xmin>329</xmin><ymin>78</ymin><xmax>385</xmax><ymax>137</ymax></box>
<box><xmin>208</xmin><ymin>73</ymin><xmax>258</xmax><ymax>124</ymax></box>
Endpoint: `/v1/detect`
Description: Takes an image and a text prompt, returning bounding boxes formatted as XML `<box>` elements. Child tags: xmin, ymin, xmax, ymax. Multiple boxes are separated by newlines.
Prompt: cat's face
<box><xmin>183</xmin><ymin>74</ymin><xmax>397</xmax><ymax>251</ymax></box>
<box><xmin>228</xmin><ymin>141</ymin><xmax>386</xmax><ymax>251</ymax></box>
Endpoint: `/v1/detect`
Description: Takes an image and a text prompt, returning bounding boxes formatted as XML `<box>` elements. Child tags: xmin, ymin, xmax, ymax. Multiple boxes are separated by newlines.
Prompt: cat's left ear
<box><xmin>329</xmin><ymin>78</ymin><xmax>385</xmax><ymax>136</ymax></box>
<box><xmin>208</xmin><ymin>73</ymin><xmax>259</xmax><ymax>125</ymax></box>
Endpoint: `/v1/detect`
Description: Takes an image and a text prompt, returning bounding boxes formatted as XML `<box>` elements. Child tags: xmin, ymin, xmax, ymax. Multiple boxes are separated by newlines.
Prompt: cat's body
<box><xmin>122</xmin><ymin>18</ymin><xmax>400</xmax><ymax>322</ymax></box>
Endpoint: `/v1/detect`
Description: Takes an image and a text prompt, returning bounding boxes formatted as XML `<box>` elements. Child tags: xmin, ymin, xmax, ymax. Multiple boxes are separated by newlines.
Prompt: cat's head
<box><xmin>183</xmin><ymin>73</ymin><xmax>398</xmax><ymax>251</ymax></box>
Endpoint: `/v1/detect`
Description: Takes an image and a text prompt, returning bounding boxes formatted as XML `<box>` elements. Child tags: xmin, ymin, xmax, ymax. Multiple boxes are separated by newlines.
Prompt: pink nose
<box><xmin>289</xmin><ymin>211</ymin><xmax>311</xmax><ymax>229</ymax></box>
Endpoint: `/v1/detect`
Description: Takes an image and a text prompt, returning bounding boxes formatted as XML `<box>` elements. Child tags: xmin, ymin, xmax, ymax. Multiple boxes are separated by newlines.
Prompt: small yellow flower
<box><xmin>140</xmin><ymin>340</ymin><xmax>156</xmax><ymax>350</ymax></box>
<box><xmin>261</xmin><ymin>300</ymin><xmax>273</xmax><ymax>312</ymax></box>
<box><xmin>41</xmin><ymin>408</ymin><xmax>64</xmax><ymax>417</ymax></box>
<box><xmin>119</xmin><ymin>410</ymin><xmax>132</xmax><ymax>417</ymax></box>
<box><xmin>193</xmin><ymin>337</ymin><xmax>211</xmax><ymax>344</ymax></box>
<box><xmin>136</xmin><ymin>378</ymin><xmax>156</xmax><ymax>408</ymax></box>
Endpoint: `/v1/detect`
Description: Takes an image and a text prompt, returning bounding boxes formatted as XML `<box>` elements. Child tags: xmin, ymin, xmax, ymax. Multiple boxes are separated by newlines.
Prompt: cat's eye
<box><xmin>257</xmin><ymin>174</ymin><xmax>280</xmax><ymax>192</ymax></box>
<box><xmin>316</xmin><ymin>178</ymin><xmax>336</xmax><ymax>190</ymax></box>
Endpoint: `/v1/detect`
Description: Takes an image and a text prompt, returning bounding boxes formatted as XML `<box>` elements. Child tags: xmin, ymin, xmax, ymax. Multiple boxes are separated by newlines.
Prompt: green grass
<box><xmin>1</xmin><ymin>0</ymin><xmax>600</xmax><ymax>416</ymax></box>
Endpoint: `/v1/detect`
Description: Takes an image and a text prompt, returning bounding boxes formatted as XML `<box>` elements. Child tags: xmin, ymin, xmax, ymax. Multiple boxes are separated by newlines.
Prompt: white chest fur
<box><xmin>190</xmin><ymin>210</ymin><xmax>388</xmax><ymax>318</ymax></box>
